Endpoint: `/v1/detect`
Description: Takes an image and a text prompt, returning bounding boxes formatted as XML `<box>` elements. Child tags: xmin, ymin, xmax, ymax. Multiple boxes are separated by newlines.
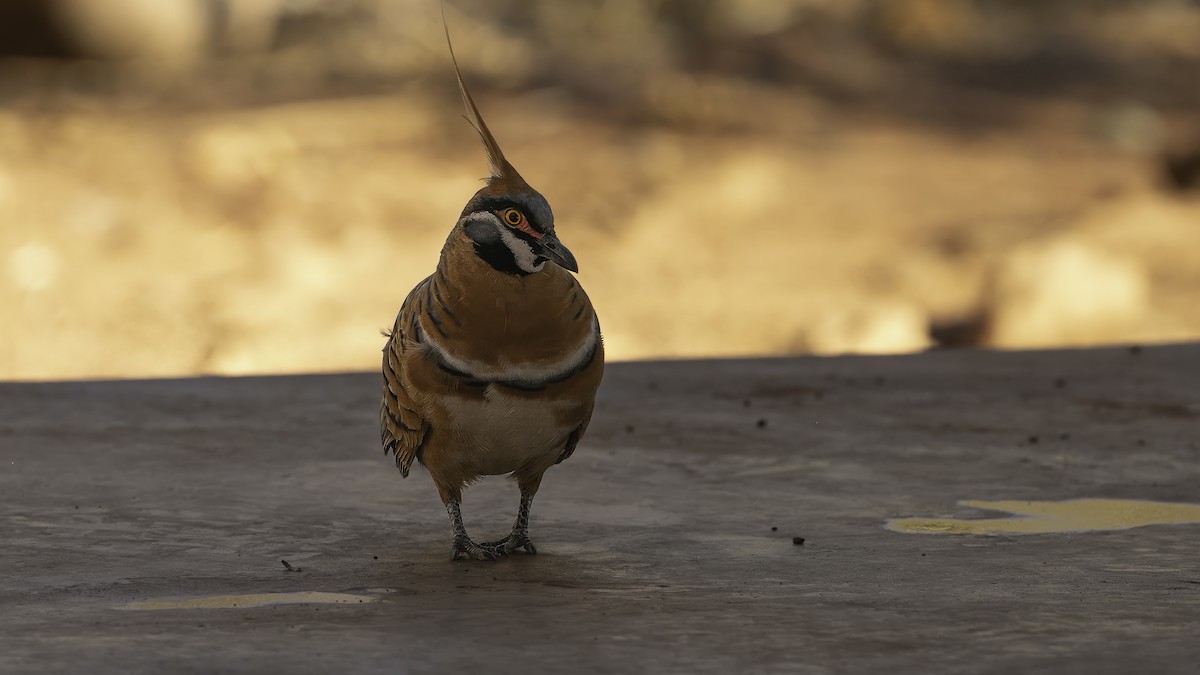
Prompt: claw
<box><xmin>478</xmin><ymin>537</ymin><xmax>513</xmax><ymax>556</ymax></box>
<box><xmin>478</xmin><ymin>534</ymin><xmax>537</xmax><ymax>557</ymax></box>
<box><xmin>451</xmin><ymin>537</ymin><xmax>497</xmax><ymax>561</ymax></box>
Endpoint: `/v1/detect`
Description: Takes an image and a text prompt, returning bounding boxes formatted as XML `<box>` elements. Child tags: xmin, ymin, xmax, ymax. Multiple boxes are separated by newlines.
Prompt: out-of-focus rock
<box><xmin>868</xmin><ymin>0</ymin><xmax>982</xmax><ymax>55</ymax></box>
<box><xmin>1092</xmin><ymin>102</ymin><xmax>1164</xmax><ymax>155</ymax></box>
<box><xmin>807</xmin><ymin>301</ymin><xmax>931</xmax><ymax>355</ymax></box>
<box><xmin>987</xmin><ymin>239</ymin><xmax>1149</xmax><ymax>348</ymax></box>
<box><xmin>928</xmin><ymin>310</ymin><xmax>990</xmax><ymax>349</ymax></box>
<box><xmin>0</xmin><ymin>0</ymin><xmax>284</xmax><ymax>62</ymax></box>
<box><xmin>1163</xmin><ymin>148</ymin><xmax>1200</xmax><ymax>193</ymax></box>
<box><xmin>1160</xmin><ymin>125</ymin><xmax>1200</xmax><ymax>193</ymax></box>
<box><xmin>49</xmin><ymin>0</ymin><xmax>211</xmax><ymax>63</ymax></box>
<box><xmin>712</xmin><ymin>0</ymin><xmax>810</xmax><ymax>35</ymax></box>
<box><xmin>220</xmin><ymin>0</ymin><xmax>284</xmax><ymax>53</ymax></box>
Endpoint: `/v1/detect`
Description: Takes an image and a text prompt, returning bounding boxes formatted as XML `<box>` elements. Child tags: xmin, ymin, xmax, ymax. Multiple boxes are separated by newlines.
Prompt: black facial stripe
<box><xmin>473</xmin><ymin>240</ymin><xmax>531</xmax><ymax>276</ymax></box>
<box><xmin>510</xmin><ymin>227</ymin><xmax>545</xmax><ymax>251</ymax></box>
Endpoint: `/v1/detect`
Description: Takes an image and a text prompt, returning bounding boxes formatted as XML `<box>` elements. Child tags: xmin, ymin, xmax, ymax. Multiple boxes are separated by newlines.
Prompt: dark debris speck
<box><xmin>756</xmin><ymin>418</ymin><xmax>768</xmax><ymax>429</ymax></box>
<box><xmin>792</xmin><ymin>537</ymin><xmax>805</xmax><ymax>546</ymax></box>
<box><xmin>1028</xmin><ymin>435</ymin><xmax>1039</xmax><ymax>444</ymax></box>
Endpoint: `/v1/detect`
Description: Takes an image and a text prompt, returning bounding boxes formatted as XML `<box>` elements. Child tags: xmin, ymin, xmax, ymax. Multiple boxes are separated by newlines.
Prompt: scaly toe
<box><xmin>477</xmin><ymin>542</ymin><xmax>509</xmax><ymax>558</ymax></box>
<box><xmin>451</xmin><ymin>538</ymin><xmax>497</xmax><ymax>561</ymax></box>
<box><xmin>479</xmin><ymin>535</ymin><xmax>537</xmax><ymax>556</ymax></box>
<box><xmin>478</xmin><ymin>536</ymin><xmax>516</xmax><ymax>557</ymax></box>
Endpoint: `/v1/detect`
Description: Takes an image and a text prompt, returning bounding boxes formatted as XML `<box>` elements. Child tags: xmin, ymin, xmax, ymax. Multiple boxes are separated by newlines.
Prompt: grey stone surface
<box><xmin>2</xmin><ymin>345</ymin><xmax>1199</xmax><ymax>674</ymax></box>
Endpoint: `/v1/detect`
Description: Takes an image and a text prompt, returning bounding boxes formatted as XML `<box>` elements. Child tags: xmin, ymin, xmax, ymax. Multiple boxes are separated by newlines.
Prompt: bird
<box><xmin>378</xmin><ymin>22</ymin><xmax>604</xmax><ymax>561</ymax></box>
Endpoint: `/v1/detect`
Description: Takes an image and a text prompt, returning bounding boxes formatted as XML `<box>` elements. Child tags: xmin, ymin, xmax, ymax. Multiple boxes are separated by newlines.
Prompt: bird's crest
<box><xmin>442</xmin><ymin>10</ymin><xmax>522</xmax><ymax>184</ymax></box>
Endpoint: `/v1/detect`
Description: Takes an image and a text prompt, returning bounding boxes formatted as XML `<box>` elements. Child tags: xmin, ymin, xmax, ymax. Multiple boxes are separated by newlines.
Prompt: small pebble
<box><xmin>756</xmin><ymin>418</ymin><xmax>767</xmax><ymax>429</ymax></box>
<box><xmin>771</xmin><ymin>526</ymin><xmax>778</xmax><ymax>532</ymax></box>
<box><xmin>792</xmin><ymin>537</ymin><xmax>805</xmax><ymax>546</ymax></box>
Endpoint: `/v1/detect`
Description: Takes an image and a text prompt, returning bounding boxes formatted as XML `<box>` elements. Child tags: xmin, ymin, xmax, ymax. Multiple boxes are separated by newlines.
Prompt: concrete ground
<box><xmin>2</xmin><ymin>345</ymin><xmax>1199</xmax><ymax>674</ymax></box>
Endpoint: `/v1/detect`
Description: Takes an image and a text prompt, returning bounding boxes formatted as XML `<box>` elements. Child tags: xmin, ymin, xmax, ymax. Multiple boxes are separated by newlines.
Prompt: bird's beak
<box><xmin>539</xmin><ymin>232</ymin><xmax>579</xmax><ymax>273</ymax></box>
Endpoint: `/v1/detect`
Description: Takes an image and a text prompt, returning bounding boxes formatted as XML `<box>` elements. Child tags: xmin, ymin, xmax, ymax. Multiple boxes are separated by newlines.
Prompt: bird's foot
<box><xmin>479</xmin><ymin>533</ymin><xmax>537</xmax><ymax>557</ymax></box>
<box><xmin>451</xmin><ymin>535</ymin><xmax>496</xmax><ymax>561</ymax></box>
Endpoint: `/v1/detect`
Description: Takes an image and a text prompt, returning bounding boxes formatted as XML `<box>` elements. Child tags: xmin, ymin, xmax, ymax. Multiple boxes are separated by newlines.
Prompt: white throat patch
<box><xmin>496</xmin><ymin>222</ymin><xmax>545</xmax><ymax>274</ymax></box>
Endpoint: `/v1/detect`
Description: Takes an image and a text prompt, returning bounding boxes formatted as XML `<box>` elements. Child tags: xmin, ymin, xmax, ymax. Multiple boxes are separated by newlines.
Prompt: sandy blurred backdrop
<box><xmin>0</xmin><ymin>0</ymin><xmax>1197</xmax><ymax>380</ymax></box>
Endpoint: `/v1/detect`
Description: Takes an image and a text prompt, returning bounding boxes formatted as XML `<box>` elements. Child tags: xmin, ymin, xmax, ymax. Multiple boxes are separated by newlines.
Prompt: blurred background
<box><xmin>0</xmin><ymin>0</ymin><xmax>1197</xmax><ymax>380</ymax></box>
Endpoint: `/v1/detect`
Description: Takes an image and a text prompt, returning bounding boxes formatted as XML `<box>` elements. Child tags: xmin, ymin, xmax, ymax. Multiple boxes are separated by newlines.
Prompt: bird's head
<box><xmin>445</xmin><ymin>21</ymin><xmax>577</xmax><ymax>276</ymax></box>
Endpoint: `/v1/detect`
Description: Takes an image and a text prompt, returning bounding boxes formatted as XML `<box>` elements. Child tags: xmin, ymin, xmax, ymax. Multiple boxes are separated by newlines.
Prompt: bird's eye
<box><xmin>502</xmin><ymin>208</ymin><xmax>523</xmax><ymax>226</ymax></box>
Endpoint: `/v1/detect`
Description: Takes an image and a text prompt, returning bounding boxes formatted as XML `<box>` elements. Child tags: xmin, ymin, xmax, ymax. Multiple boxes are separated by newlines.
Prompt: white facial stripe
<box><xmin>419</xmin><ymin>315</ymin><xmax>599</xmax><ymax>385</ymax></box>
<box><xmin>497</xmin><ymin>225</ymin><xmax>545</xmax><ymax>273</ymax></box>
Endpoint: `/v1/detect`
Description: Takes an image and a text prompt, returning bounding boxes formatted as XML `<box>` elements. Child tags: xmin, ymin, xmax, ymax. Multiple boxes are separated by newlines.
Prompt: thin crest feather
<box><xmin>442</xmin><ymin>7</ymin><xmax>516</xmax><ymax>180</ymax></box>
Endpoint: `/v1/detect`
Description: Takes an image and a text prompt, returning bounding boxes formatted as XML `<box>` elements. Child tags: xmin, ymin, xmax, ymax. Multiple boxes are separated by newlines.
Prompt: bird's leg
<box><xmin>446</xmin><ymin>497</ymin><xmax>495</xmax><ymax>561</ymax></box>
<box><xmin>510</xmin><ymin>489</ymin><xmax>538</xmax><ymax>554</ymax></box>
<box><xmin>480</xmin><ymin>478</ymin><xmax>540</xmax><ymax>556</ymax></box>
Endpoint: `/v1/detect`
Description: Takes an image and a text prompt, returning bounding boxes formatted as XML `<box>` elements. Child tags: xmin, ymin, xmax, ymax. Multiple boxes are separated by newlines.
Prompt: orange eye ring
<box><xmin>502</xmin><ymin>208</ymin><xmax>523</xmax><ymax>226</ymax></box>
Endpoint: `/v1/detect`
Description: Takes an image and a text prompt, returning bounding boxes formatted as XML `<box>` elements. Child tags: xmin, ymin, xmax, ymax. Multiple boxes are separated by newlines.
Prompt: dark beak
<box><xmin>539</xmin><ymin>232</ymin><xmax>579</xmax><ymax>273</ymax></box>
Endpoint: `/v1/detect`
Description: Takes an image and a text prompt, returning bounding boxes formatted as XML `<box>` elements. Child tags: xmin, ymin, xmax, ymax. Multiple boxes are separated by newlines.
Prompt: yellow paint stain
<box><xmin>887</xmin><ymin>498</ymin><xmax>1200</xmax><ymax>535</ymax></box>
<box><xmin>122</xmin><ymin>591</ymin><xmax>378</xmax><ymax>610</ymax></box>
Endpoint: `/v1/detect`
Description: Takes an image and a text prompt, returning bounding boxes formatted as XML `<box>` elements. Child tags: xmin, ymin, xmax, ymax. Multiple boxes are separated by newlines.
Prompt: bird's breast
<box><xmin>436</xmin><ymin>387</ymin><xmax>578</xmax><ymax>475</ymax></box>
<box><xmin>422</xmin><ymin>256</ymin><xmax>599</xmax><ymax>384</ymax></box>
